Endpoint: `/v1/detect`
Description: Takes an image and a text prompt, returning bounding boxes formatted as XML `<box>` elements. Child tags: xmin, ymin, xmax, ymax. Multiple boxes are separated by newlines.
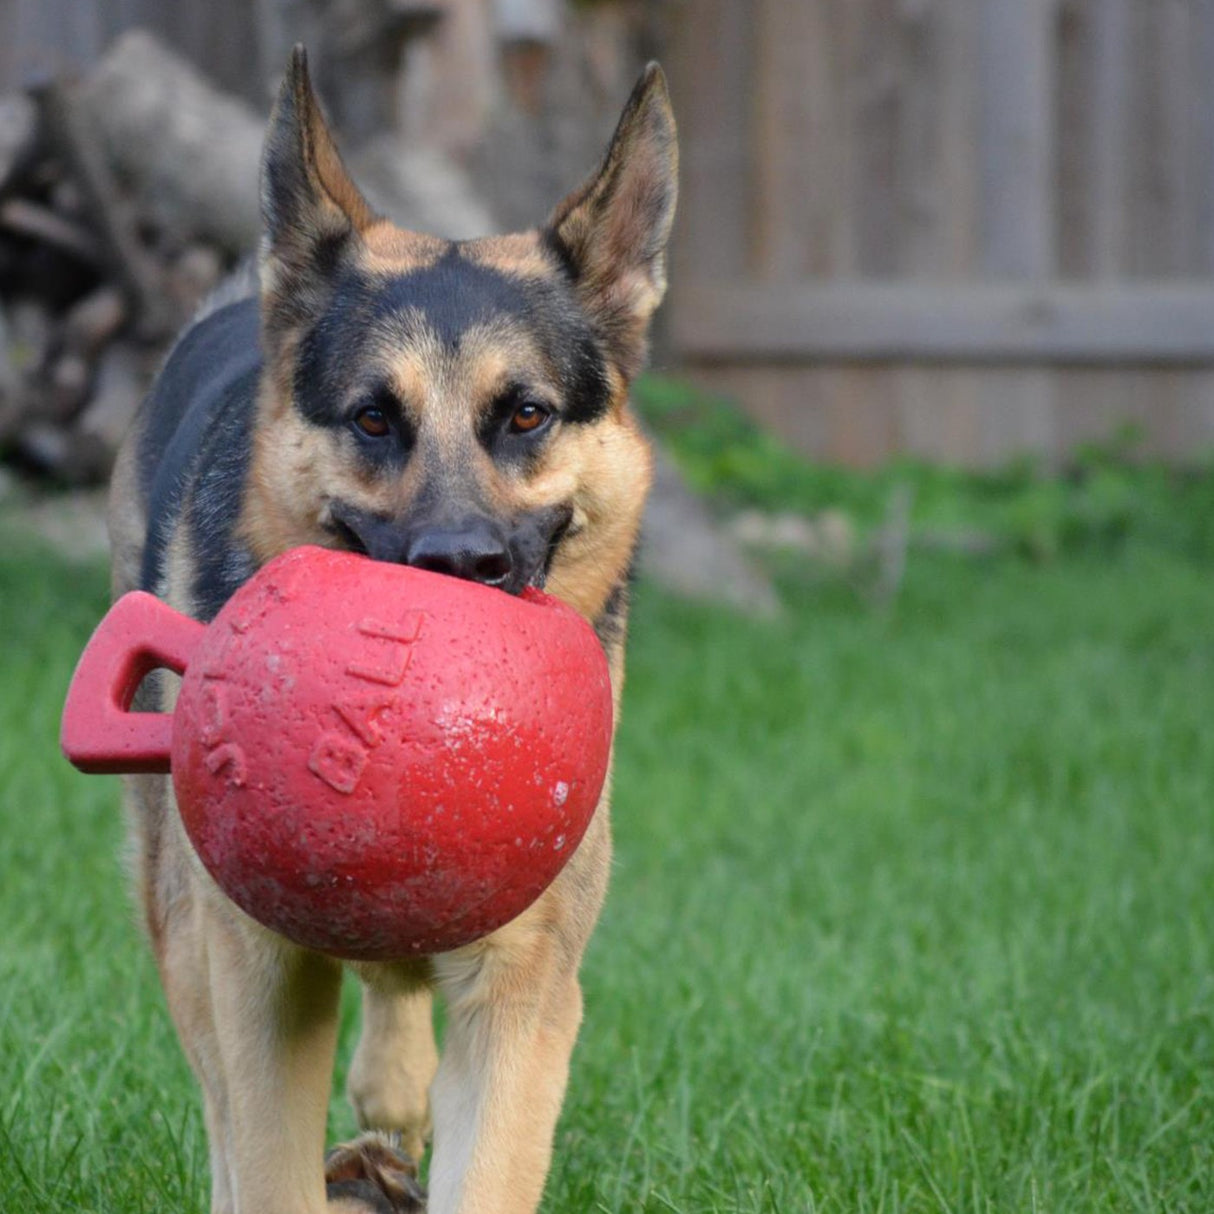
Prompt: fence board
<box><xmin>673</xmin><ymin>283</ymin><xmax>1214</xmax><ymax>365</ymax></box>
<box><xmin>896</xmin><ymin>366</ymin><xmax>983</xmax><ymax>463</ymax></box>
<box><xmin>978</xmin><ymin>0</ymin><xmax>1054</xmax><ymax>278</ymax></box>
<box><xmin>1159</xmin><ymin>0</ymin><xmax>1193</xmax><ymax>275</ymax></box>
<box><xmin>974</xmin><ymin>0</ymin><xmax>1056</xmax><ymax>459</ymax></box>
<box><xmin>895</xmin><ymin>0</ymin><xmax>977</xmax><ymax>277</ymax></box>
<box><xmin>1125</xmin><ymin>0</ymin><xmax>1186</xmax><ymax>276</ymax></box>
<box><xmin>846</xmin><ymin>0</ymin><xmax>899</xmax><ymax>276</ymax></box>
<box><xmin>891</xmin><ymin>1</ymin><xmax>980</xmax><ymax>472</ymax></box>
<box><xmin>1193</xmin><ymin>3</ymin><xmax>1214</xmax><ymax>275</ymax></box>
<box><xmin>1088</xmin><ymin>0</ymin><xmax>1131</xmax><ymax>279</ymax></box>
<box><xmin>752</xmin><ymin>0</ymin><xmax>853</xmax><ymax>279</ymax></box>
<box><xmin>668</xmin><ymin>0</ymin><xmax>753</xmax><ymax>281</ymax></box>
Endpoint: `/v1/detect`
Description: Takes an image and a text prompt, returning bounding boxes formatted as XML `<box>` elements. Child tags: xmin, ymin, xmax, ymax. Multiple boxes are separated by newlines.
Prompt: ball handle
<box><xmin>61</xmin><ymin>591</ymin><xmax>205</xmax><ymax>774</ymax></box>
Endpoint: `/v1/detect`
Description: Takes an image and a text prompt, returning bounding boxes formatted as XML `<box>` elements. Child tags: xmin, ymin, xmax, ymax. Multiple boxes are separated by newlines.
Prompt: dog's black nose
<box><xmin>405</xmin><ymin>521</ymin><xmax>514</xmax><ymax>587</ymax></box>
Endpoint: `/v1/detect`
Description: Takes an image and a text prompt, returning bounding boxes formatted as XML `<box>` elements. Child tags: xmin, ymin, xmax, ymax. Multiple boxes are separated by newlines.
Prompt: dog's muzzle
<box><xmin>326</xmin><ymin>501</ymin><xmax>573</xmax><ymax>595</ymax></box>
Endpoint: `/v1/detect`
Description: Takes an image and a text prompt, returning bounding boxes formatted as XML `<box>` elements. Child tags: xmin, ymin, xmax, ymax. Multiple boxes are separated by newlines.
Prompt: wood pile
<box><xmin>0</xmin><ymin>34</ymin><xmax>259</xmax><ymax>484</ymax></box>
<box><xmin>0</xmin><ymin>27</ymin><xmax>506</xmax><ymax>485</ymax></box>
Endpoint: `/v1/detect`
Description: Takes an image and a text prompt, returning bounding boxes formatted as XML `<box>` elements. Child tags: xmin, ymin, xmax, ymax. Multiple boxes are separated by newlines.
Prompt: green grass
<box><xmin>1</xmin><ymin>527</ymin><xmax>1212</xmax><ymax>1211</ymax></box>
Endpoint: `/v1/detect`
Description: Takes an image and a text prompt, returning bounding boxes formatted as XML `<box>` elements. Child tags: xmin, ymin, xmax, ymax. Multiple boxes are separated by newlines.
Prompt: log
<box><xmin>76</xmin><ymin>31</ymin><xmax>265</xmax><ymax>256</ymax></box>
<box><xmin>73</xmin><ymin>31</ymin><xmax>499</xmax><ymax>249</ymax></box>
<box><xmin>46</xmin><ymin>352</ymin><xmax>90</xmax><ymax>422</ymax></box>
<box><xmin>0</xmin><ymin>94</ymin><xmax>38</xmax><ymax>195</ymax></box>
<box><xmin>0</xmin><ymin>305</ymin><xmax>14</xmax><ymax>404</ymax></box>
<box><xmin>37</xmin><ymin>79</ymin><xmax>176</xmax><ymax>338</ymax></box>
<box><xmin>0</xmin><ymin>302</ymin><xmax>51</xmax><ymax>442</ymax></box>
<box><xmin>61</xmin><ymin>288</ymin><xmax>127</xmax><ymax>359</ymax></box>
<box><xmin>13</xmin><ymin>420</ymin><xmax>112</xmax><ymax>485</ymax></box>
<box><xmin>74</xmin><ymin>341</ymin><xmax>150</xmax><ymax>465</ymax></box>
<box><xmin>166</xmin><ymin>245</ymin><xmax>225</xmax><ymax>316</ymax></box>
<box><xmin>0</xmin><ymin>197</ymin><xmax>101</xmax><ymax>267</ymax></box>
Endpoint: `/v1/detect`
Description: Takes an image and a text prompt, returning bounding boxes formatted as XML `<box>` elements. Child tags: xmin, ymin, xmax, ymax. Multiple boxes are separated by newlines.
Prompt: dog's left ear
<box><xmin>260</xmin><ymin>46</ymin><xmax>376</xmax><ymax>303</ymax></box>
<box><xmin>548</xmin><ymin>64</ymin><xmax>678</xmax><ymax>381</ymax></box>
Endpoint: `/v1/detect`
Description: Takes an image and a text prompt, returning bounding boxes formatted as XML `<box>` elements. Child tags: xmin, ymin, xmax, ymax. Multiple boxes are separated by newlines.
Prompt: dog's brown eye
<box><xmin>353</xmin><ymin>406</ymin><xmax>390</xmax><ymax>438</ymax></box>
<box><xmin>510</xmin><ymin>402</ymin><xmax>550</xmax><ymax>434</ymax></box>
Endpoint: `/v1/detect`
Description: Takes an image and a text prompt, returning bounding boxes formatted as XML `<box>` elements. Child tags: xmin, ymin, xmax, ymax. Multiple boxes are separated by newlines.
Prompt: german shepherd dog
<box><xmin>106</xmin><ymin>48</ymin><xmax>676</xmax><ymax>1214</ymax></box>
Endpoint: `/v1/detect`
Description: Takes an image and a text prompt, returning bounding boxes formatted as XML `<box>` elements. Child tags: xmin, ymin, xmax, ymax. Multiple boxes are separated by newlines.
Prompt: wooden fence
<box><xmin>665</xmin><ymin>0</ymin><xmax>1214</xmax><ymax>465</ymax></box>
<box><xmin>6</xmin><ymin>0</ymin><xmax>1209</xmax><ymax>467</ymax></box>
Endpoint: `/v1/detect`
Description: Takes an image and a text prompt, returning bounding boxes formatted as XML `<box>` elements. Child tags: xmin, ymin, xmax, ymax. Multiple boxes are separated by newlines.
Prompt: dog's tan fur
<box><xmin>106</xmin><ymin>48</ymin><xmax>676</xmax><ymax>1214</ymax></box>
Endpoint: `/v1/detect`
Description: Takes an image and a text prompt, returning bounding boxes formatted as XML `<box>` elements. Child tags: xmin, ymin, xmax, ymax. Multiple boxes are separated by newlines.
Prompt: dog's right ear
<box><xmin>260</xmin><ymin>46</ymin><xmax>375</xmax><ymax>304</ymax></box>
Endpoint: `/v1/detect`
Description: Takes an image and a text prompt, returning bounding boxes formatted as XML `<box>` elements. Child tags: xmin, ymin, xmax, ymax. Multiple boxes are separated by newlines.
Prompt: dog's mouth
<box><xmin>531</xmin><ymin>508</ymin><xmax>575</xmax><ymax>591</ymax></box>
<box><xmin>326</xmin><ymin>511</ymin><xmax>370</xmax><ymax>557</ymax></box>
<box><xmin>322</xmin><ymin>501</ymin><xmax>575</xmax><ymax>597</ymax></box>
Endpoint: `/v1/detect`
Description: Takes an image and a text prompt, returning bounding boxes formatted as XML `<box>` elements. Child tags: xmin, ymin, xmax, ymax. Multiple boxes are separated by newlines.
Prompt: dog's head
<box><xmin>240</xmin><ymin>48</ymin><xmax>677</xmax><ymax>626</ymax></box>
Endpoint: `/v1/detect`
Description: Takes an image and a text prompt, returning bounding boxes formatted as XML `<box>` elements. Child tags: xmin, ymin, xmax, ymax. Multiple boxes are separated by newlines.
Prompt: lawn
<box><xmin>1</xmin><ymin>486</ymin><xmax>1212</xmax><ymax>1210</ymax></box>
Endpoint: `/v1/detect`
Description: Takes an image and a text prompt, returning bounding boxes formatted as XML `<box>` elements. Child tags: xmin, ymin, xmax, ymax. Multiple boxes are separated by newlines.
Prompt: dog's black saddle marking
<box><xmin>139</xmin><ymin>297</ymin><xmax>262</xmax><ymax>620</ymax></box>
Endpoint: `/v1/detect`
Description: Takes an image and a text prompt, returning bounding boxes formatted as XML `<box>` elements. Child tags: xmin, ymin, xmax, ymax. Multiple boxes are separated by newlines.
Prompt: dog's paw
<box><xmin>325</xmin><ymin>1131</ymin><xmax>426</xmax><ymax>1212</ymax></box>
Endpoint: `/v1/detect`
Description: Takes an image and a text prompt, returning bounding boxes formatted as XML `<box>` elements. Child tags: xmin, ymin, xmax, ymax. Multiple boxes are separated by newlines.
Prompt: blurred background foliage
<box><xmin>637</xmin><ymin>374</ymin><xmax>1214</xmax><ymax>567</ymax></box>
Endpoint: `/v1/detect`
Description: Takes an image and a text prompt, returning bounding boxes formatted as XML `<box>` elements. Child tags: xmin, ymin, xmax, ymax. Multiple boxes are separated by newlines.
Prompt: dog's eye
<box><xmin>509</xmin><ymin>402</ymin><xmax>551</xmax><ymax>435</ymax></box>
<box><xmin>353</xmin><ymin>406</ymin><xmax>391</xmax><ymax>438</ymax></box>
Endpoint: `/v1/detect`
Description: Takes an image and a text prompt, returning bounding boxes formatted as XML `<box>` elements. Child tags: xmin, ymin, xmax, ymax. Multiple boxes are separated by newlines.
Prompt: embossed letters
<box><xmin>307</xmin><ymin>613</ymin><xmax>426</xmax><ymax>795</ymax></box>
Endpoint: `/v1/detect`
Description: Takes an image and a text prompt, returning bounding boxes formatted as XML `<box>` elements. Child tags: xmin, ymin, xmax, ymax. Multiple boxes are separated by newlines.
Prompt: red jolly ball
<box><xmin>61</xmin><ymin>546</ymin><xmax>614</xmax><ymax>959</ymax></box>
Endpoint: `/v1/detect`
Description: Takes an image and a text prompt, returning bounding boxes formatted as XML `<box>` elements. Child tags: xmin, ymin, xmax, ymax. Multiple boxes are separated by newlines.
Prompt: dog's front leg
<box><xmin>200</xmin><ymin>895</ymin><xmax>344</xmax><ymax>1214</ymax></box>
<box><xmin>423</xmin><ymin>811</ymin><xmax>612</xmax><ymax>1214</ymax></box>
<box><xmin>428</xmin><ymin>925</ymin><xmax>584</xmax><ymax>1214</ymax></box>
<box><xmin>424</xmin><ymin>798</ymin><xmax>616</xmax><ymax>1214</ymax></box>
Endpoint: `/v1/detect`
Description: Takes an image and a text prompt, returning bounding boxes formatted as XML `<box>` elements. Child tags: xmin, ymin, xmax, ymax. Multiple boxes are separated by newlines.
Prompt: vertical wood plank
<box><xmin>976</xmin><ymin>0</ymin><xmax>1056</xmax><ymax>461</ymax></box>
<box><xmin>845</xmin><ymin>0</ymin><xmax>900</xmax><ymax>277</ymax></box>
<box><xmin>752</xmin><ymin>0</ymin><xmax>820</xmax><ymax>278</ymax></box>
<box><xmin>668</xmin><ymin>0</ymin><xmax>754</xmax><ymax>282</ymax></box>
<box><xmin>751</xmin><ymin>0</ymin><xmax>841</xmax><ymax>279</ymax></box>
<box><xmin>977</xmin><ymin>0</ymin><xmax>1055</xmax><ymax>277</ymax></box>
<box><xmin>1158</xmin><ymin>0</ymin><xmax>1192</xmax><ymax>275</ymax></box>
<box><xmin>1056</xmin><ymin>0</ymin><xmax>1133</xmax><ymax>280</ymax></box>
<box><xmin>819</xmin><ymin>365</ymin><xmax>899</xmax><ymax>466</ymax></box>
<box><xmin>1126</xmin><ymin>0</ymin><xmax>1191</xmax><ymax>277</ymax></box>
<box><xmin>1123</xmin><ymin>0</ymin><xmax>1187</xmax><ymax>446</ymax></box>
<box><xmin>897</xmin><ymin>366</ymin><xmax>983</xmax><ymax>463</ymax></box>
<box><xmin>1173</xmin><ymin>373</ymin><xmax>1214</xmax><ymax>456</ymax></box>
<box><xmin>1087</xmin><ymin>0</ymin><xmax>1131</xmax><ymax>279</ymax></box>
<box><xmin>1192</xmin><ymin>2</ymin><xmax>1214</xmax><ymax>276</ymax></box>
<box><xmin>823</xmin><ymin>0</ymin><xmax>900</xmax><ymax>464</ymax></box>
<box><xmin>896</xmin><ymin>0</ymin><xmax>979</xmax><ymax>279</ymax></box>
<box><xmin>1054</xmin><ymin>0</ymin><xmax>1089</xmax><ymax>279</ymax></box>
<box><xmin>974</xmin><ymin>369</ymin><xmax>1055</xmax><ymax>465</ymax></box>
<box><xmin>700</xmin><ymin>365</ymin><xmax>832</xmax><ymax>459</ymax></box>
<box><xmin>894</xmin><ymin>0</ymin><xmax>981</xmax><ymax>463</ymax></box>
